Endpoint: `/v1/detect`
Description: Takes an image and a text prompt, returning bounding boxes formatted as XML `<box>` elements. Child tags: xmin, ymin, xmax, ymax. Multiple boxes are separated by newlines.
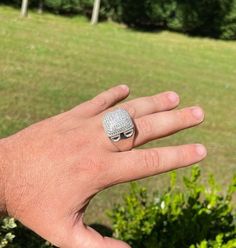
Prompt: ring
<box><xmin>103</xmin><ymin>108</ymin><xmax>135</xmax><ymax>143</ymax></box>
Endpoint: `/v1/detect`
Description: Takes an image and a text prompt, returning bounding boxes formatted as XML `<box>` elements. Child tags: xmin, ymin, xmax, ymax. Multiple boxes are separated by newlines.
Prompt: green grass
<box><xmin>0</xmin><ymin>6</ymin><xmax>236</xmax><ymax>226</ymax></box>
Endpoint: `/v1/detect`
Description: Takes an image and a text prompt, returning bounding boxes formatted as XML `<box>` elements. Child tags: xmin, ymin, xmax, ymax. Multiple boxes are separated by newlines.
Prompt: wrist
<box><xmin>0</xmin><ymin>139</ymin><xmax>8</xmax><ymax>216</ymax></box>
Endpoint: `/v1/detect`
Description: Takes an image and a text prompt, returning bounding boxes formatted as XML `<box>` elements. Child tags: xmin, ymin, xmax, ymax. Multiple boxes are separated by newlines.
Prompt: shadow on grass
<box><xmin>127</xmin><ymin>24</ymin><xmax>224</xmax><ymax>41</ymax></box>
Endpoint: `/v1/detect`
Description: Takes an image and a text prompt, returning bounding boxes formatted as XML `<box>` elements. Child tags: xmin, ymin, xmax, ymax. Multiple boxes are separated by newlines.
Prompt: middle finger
<box><xmin>133</xmin><ymin>106</ymin><xmax>204</xmax><ymax>147</ymax></box>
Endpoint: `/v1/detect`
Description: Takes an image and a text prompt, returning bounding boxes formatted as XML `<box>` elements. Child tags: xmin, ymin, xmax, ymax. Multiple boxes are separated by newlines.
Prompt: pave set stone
<box><xmin>103</xmin><ymin>108</ymin><xmax>134</xmax><ymax>142</ymax></box>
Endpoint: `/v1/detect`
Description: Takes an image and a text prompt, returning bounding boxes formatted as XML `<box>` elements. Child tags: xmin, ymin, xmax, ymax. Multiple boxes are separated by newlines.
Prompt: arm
<box><xmin>0</xmin><ymin>141</ymin><xmax>7</xmax><ymax>215</ymax></box>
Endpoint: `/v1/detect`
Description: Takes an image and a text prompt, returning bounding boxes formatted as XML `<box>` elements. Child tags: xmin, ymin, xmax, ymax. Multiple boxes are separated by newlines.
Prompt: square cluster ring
<box><xmin>103</xmin><ymin>108</ymin><xmax>135</xmax><ymax>142</ymax></box>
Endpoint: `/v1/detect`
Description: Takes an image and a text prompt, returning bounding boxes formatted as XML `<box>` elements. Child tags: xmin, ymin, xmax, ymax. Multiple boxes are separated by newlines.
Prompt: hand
<box><xmin>0</xmin><ymin>85</ymin><xmax>207</xmax><ymax>248</ymax></box>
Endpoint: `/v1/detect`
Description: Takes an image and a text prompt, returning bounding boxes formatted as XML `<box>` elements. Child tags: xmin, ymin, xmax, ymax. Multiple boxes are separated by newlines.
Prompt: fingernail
<box><xmin>120</xmin><ymin>84</ymin><xmax>129</xmax><ymax>92</ymax></box>
<box><xmin>191</xmin><ymin>107</ymin><xmax>204</xmax><ymax>121</ymax></box>
<box><xmin>167</xmin><ymin>92</ymin><xmax>179</xmax><ymax>103</ymax></box>
<box><xmin>195</xmin><ymin>144</ymin><xmax>207</xmax><ymax>157</ymax></box>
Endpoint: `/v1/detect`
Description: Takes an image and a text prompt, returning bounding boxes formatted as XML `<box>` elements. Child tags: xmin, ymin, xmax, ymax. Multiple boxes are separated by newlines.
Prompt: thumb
<box><xmin>62</xmin><ymin>221</ymin><xmax>131</xmax><ymax>248</ymax></box>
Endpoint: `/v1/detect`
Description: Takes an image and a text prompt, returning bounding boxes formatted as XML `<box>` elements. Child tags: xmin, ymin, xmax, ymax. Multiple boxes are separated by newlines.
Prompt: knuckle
<box><xmin>151</xmin><ymin>94</ymin><xmax>165</xmax><ymax>109</ymax></box>
<box><xmin>178</xmin><ymin>146</ymin><xmax>187</xmax><ymax>164</ymax></box>
<box><xmin>90</xmin><ymin>94</ymin><xmax>107</xmax><ymax>108</ymax></box>
<box><xmin>91</xmin><ymin>87</ymin><xmax>121</xmax><ymax>109</ymax></box>
<box><xmin>151</xmin><ymin>94</ymin><xmax>161</xmax><ymax>105</ymax></box>
<box><xmin>176</xmin><ymin>109</ymin><xmax>188</xmax><ymax>125</ymax></box>
<box><xmin>107</xmin><ymin>88</ymin><xmax>115</xmax><ymax>97</ymax></box>
<box><xmin>137</xmin><ymin>118</ymin><xmax>153</xmax><ymax>136</ymax></box>
<box><xmin>142</xmin><ymin>150</ymin><xmax>160</xmax><ymax>171</ymax></box>
<box><xmin>121</xmin><ymin>102</ymin><xmax>136</xmax><ymax>117</ymax></box>
<box><xmin>109</xmin><ymin>87</ymin><xmax>121</xmax><ymax>99</ymax></box>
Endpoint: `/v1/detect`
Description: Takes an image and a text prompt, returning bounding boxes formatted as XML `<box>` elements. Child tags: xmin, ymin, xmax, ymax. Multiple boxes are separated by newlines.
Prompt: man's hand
<box><xmin>0</xmin><ymin>85</ymin><xmax>206</xmax><ymax>248</ymax></box>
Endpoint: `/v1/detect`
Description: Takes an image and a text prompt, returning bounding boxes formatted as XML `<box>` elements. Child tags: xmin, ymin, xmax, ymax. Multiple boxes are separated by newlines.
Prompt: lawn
<box><xmin>0</xmin><ymin>6</ymin><xmax>235</xmax><ymax>226</ymax></box>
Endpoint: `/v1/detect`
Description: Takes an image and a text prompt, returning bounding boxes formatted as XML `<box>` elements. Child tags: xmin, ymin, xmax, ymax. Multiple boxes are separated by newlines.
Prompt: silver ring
<box><xmin>103</xmin><ymin>108</ymin><xmax>135</xmax><ymax>142</ymax></box>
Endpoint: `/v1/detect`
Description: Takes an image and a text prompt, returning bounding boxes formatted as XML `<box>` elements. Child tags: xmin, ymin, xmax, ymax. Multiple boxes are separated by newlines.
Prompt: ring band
<box><xmin>103</xmin><ymin>108</ymin><xmax>135</xmax><ymax>142</ymax></box>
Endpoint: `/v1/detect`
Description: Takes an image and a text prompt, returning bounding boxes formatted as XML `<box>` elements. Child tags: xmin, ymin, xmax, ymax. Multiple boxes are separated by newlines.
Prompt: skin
<box><xmin>0</xmin><ymin>85</ymin><xmax>207</xmax><ymax>248</ymax></box>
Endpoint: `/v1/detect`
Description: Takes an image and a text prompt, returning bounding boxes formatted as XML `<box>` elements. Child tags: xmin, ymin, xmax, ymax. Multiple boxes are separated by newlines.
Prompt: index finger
<box><xmin>117</xmin><ymin>91</ymin><xmax>180</xmax><ymax>118</ymax></box>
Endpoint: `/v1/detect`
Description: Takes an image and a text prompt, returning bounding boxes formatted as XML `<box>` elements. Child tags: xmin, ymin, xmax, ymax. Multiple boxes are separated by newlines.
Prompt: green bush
<box><xmin>0</xmin><ymin>218</ymin><xmax>16</xmax><ymax>248</ymax></box>
<box><xmin>108</xmin><ymin>166</ymin><xmax>236</xmax><ymax>248</ymax></box>
<box><xmin>175</xmin><ymin>0</ymin><xmax>235</xmax><ymax>38</ymax></box>
<box><xmin>107</xmin><ymin>0</ymin><xmax>178</xmax><ymax>29</ymax></box>
<box><xmin>220</xmin><ymin>1</ymin><xmax>236</xmax><ymax>39</ymax></box>
<box><xmin>146</xmin><ymin>0</ymin><xmax>178</xmax><ymax>28</ymax></box>
<box><xmin>43</xmin><ymin>0</ymin><xmax>82</xmax><ymax>14</ymax></box>
<box><xmin>104</xmin><ymin>0</ymin><xmax>236</xmax><ymax>39</ymax></box>
<box><xmin>115</xmin><ymin>0</ymin><xmax>149</xmax><ymax>28</ymax></box>
<box><xmin>40</xmin><ymin>0</ymin><xmax>109</xmax><ymax>17</ymax></box>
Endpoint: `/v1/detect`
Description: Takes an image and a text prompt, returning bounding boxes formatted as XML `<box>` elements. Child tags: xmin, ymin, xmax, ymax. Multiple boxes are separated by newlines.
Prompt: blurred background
<box><xmin>0</xmin><ymin>0</ymin><xmax>235</xmax><ymax>247</ymax></box>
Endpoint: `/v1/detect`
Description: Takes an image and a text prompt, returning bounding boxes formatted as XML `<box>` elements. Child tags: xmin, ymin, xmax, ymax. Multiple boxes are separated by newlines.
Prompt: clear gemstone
<box><xmin>103</xmin><ymin>108</ymin><xmax>134</xmax><ymax>140</ymax></box>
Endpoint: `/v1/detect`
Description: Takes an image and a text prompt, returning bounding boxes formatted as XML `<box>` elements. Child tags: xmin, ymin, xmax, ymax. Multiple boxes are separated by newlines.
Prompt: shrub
<box><xmin>116</xmin><ymin>0</ymin><xmax>149</xmax><ymax>28</ymax></box>
<box><xmin>0</xmin><ymin>218</ymin><xmax>16</xmax><ymax>248</ymax></box>
<box><xmin>43</xmin><ymin>0</ymin><xmax>81</xmax><ymax>14</ymax></box>
<box><xmin>39</xmin><ymin>0</ymin><xmax>109</xmax><ymax>18</ymax></box>
<box><xmin>104</xmin><ymin>0</ymin><xmax>236</xmax><ymax>39</ymax></box>
<box><xmin>175</xmin><ymin>0</ymin><xmax>235</xmax><ymax>38</ymax></box>
<box><xmin>107</xmin><ymin>0</ymin><xmax>178</xmax><ymax>29</ymax></box>
<box><xmin>220</xmin><ymin>0</ymin><xmax>236</xmax><ymax>39</ymax></box>
<box><xmin>146</xmin><ymin>0</ymin><xmax>178</xmax><ymax>28</ymax></box>
<box><xmin>108</xmin><ymin>166</ymin><xmax>236</xmax><ymax>248</ymax></box>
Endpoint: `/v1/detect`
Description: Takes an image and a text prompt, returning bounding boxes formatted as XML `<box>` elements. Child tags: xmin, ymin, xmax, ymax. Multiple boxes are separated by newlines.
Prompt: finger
<box><xmin>117</xmin><ymin>91</ymin><xmax>180</xmax><ymax>118</ymax></box>
<box><xmin>71</xmin><ymin>85</ymin><xmax>130</xmax><ymax>117</ymax></box>
<box><xmin>108</xmin><ymin>144</ymin><xmax>207</xmax><ymax>184</ymax></box>
<box><xmin>68</xmin><ymin>222</ymin><xmax>131</xmax><ymax>248</ymax></box>
<box><xmin>134</xmin><ymin>106</ymin><xmax>204</xmax><ymax>147</ymax></box>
